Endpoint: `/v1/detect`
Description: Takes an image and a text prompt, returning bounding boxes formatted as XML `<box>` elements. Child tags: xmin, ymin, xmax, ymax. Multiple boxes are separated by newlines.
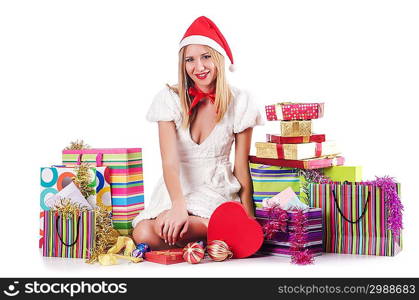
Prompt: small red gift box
<box><xmin>266</xmin><ymin>133</ymin><xmax>326</xmax><ymax>144</ymax></box>
<box><xmin>144</xmin><ymin>249</ymin><xmax>185</xmax><ymax>265</ymax></box>
<box><xmin>265</xmin><ymin>103</ymin><xmax>324</xmax><ymax>121</ymax></box>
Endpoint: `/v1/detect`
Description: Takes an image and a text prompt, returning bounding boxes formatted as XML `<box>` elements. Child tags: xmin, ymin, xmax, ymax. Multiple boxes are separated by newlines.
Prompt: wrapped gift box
<box><xmin>62</xmin><ymin>148</ymin><xmax>144</xmax><ymax>235</ymax></box>
<box><xmin>144</xmin><ymin>249</ymin><xmax>185</xmax><ymax>265</ymax></box>
<box><xmin>280</xmin><ymin>120</ymin><xmax>312</xmax><ymax>137</ymax></box>
<box><xmin>322</xmin><ymin>166</ymin><xmax>363</xmax><ymax>182</ymax></box>
<box><xmin>256</xmin><ymin>141</ymin><xmax>340</xmax><ymax>160</ymax></box>
<box><xmin>265</xmin><ymin>103</ymin><xmax>324</xmax><ymax>121</ymax></box>
<box><xmin>266</xmin><ymin>133</ymin><xmax>326</xmax><ymax>144</ymax></box>
<box><xmin>256</xmin><ymin>208</ymin><xmax>323</xmax><ymax>257</ymax></box>
<box><xmin>250</xmin><ymin>163</ymin><xmax>306</xmax><ymax>208</ymax></box>
<box><xmin>249</xmin><ymin>155</ymin><xmax>345</xmax><ymax>169</ymax></box>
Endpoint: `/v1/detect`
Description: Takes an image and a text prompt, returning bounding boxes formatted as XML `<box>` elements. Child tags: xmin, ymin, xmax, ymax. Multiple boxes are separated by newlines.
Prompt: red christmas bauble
<box><xmin>183</xmin><ymin>242</ymin><xmax>205</xmax><ymax>264</ymax></box>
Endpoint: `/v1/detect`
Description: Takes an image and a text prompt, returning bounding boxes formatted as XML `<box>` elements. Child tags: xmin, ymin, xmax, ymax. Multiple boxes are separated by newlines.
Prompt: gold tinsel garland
<box><xmin>86</xmin><ymin>204</ymin><xmax>120</xmax><ymax>264</ymax></box>
<box><xmin>52</xmin><ymin>198</ymin><xmax>89</xmax><ymax>218</ymax></box>
<box><xmin>73</xmin><ymin>163</ymin><xmax>95</xmax><ymax>199</ymax></box>
<box><xmin>64</xmin><ymin>139</ymin><xmax>90</xmax><ymax>150</ymax></box>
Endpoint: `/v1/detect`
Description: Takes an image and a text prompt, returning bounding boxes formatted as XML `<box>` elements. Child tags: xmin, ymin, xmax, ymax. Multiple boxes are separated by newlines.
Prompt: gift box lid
<box><xmin>249</xmin><ymin>155</ymin><xmax>345</xmax><ymax>169</ymax></box>
<box><xmin>144</xmin><ymin>249</ymin><xmax>185</xmax><ymax>265</ymax></box>
<box><xmin>266</xmin><ymin>133</ymin><xmax>326</xmax><ymax>144</ymax></box>
<box><xmin>62</xmin><ymin>148</ymin><xmax>142</xmax><ymax>167</ymax></box>
<box><xmin>265</xmin><ymin>103</ymin><xmax>324</xmax><ymax>121</ymax></box>
<box><xmin>255</xmin><ymin>141</ymin><xmax>340</xmax><ymax>160</ymax></box>
<box><xmin>63</xmin><ymin>148</ymin><xmax>142</xmax><ymax>154</ymax></box>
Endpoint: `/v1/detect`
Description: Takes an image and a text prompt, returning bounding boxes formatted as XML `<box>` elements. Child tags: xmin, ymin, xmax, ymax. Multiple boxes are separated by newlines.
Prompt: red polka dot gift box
<box><xmin>265</xmin><ymin>102</ymin><xmax>324</xmax><ymax>121</ymax></box>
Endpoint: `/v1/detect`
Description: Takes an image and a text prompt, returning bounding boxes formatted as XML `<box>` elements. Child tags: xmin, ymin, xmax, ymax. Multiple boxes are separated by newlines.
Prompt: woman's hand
<box><xmin>157</xmin><ymin>204</ymin><xmax>189</xmax><ymax>246</ymax></box>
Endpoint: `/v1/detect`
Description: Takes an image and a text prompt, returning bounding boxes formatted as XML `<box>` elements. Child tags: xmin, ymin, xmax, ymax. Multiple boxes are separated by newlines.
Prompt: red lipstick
<box><xmin>195</xmin><ymin>71</ymin><xmax>209</xmax><ymax>80</ymax></box>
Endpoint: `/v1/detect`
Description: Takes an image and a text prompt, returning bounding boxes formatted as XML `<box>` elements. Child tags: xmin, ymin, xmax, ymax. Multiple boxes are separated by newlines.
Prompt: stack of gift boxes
<box><xmin>253</xmin><ymin>102</ymin><xmax>344</xmax><ymax>168</ymax></box>
<box><xmin>250</xmin><ymin>102</ymin><xmax>344</xmax><ymax>258</ymax></box>
<box><xmin>40</xmin><ymin>148</ymin><xmax>144</xmax><ymax>259</ymax></box>
<box><xmin>250</xmin><ymin>102</ymin><xmax>403</xmax><ymax>259</ymax></box>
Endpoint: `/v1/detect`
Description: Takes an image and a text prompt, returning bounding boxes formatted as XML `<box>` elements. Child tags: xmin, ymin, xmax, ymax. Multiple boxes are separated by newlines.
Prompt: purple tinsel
<box><xmin>262</xmin><ymin>206</ymin><xmax>288</xmax><ymax>240</ymax></box>
<box><xmin>289</xmin><ymin>209</ymin><xmax>314</xmax><ymax>265</ymax></box>
<box><xmin>366</xmin><ymin>176</ymin><xmax>403</xmax><ymax>236</ymax></box>
<box><xmin>298</xmin><ymin>169</ymin><xmax>332</xmax><ymax>184</ymax></box>
<box><xmin>291</xmin><ymin>249</ymin><xmax>315</xmax><ymax>265</ymax></box>
<box><xmin>262</xmin><ymin>207</ymin><xmax>314</xmax><ymax>265</ymax></box>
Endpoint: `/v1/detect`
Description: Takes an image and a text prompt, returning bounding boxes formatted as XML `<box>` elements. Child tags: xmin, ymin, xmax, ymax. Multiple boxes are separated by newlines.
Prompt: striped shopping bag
<box><xmin>249</xmin><ymin>163</ymin><xmax>305</xmax><ymax>208</ymax></box>
<box><xmin>308</xmin><ymin>182</ymin><xmax>402</xmax><ymax>256</ymax></box>
<box><xmin>62</xmin><ymin>148</ymin><xmax>144</xmax><ymax>235</ymax></box>
<box><xmin>42</xmin><ymin>210</ymin><xmax>96</xmax><ymax>259</ymax></box>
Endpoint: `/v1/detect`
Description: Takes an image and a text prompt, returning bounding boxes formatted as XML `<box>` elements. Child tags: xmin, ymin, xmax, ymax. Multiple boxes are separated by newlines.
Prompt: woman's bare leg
<box><xmin>132</xmin><ymin>219</ymin><xmax>173</xmax><ymax>250</ymax></box>
<box><xmin>174</xmin><ymin>215</ymin><xmax>208</xmax><ymax>248</ymax></box>
<box><xmin>132</xmin><ymin>213</ymin><xmax>208</xmax><ymax>250</ymax></box>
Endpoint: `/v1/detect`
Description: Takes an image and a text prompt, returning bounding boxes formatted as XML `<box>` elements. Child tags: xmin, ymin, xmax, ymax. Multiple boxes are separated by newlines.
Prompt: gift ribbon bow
<box><xmin>188</xmin><ymin>86</ymin><xmax>215</xmax><ymax>115</ymax></box>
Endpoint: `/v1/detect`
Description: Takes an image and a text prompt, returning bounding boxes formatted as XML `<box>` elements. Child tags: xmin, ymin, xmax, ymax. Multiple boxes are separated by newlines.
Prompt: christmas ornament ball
<box><xmin>183</xmin><ymin>242</ymin><xmax>205</xmax><ymax>264</ymax></box>
<box><xmin>207</xmin><ymin>240</ymin><xmax>233</xmax><ymax>262</ymax></box>
<box><xmin>132</xmin><ymin>243</ymin><xmax>151</xmax><ymax>258</ymax></box>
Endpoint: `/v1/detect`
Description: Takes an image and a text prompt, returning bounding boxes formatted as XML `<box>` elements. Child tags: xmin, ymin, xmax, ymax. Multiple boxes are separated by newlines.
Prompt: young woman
<box><xmin>132</xmin><ymin>16</ymin><xmax>263</xmax><ymax>249</ymax></box>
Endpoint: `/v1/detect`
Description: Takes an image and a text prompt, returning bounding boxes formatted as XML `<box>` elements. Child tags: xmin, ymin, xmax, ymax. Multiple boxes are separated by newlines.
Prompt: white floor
<box><xmin>9</xmin><ymin>250</ymin><xmax>415</xmax><ymax>278</ymax></box>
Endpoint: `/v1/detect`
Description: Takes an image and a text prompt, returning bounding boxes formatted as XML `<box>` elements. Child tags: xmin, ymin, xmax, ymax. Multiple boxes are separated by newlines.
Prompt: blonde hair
<box><xmin>168</xmin><ymin>45</ymin><xmax>232</xmax><ymax>128</ymax></box>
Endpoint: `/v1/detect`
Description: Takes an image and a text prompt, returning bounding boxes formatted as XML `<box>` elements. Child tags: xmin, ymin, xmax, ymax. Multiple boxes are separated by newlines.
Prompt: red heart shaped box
<box><xmin>207</xmin><ymin>202</ymin><xmax>264</xmax><ymax>259</ymax></box>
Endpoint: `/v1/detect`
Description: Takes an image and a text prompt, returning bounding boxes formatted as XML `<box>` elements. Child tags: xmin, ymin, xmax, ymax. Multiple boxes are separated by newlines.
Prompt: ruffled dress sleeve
<box><xmin>146</xmin><ymin>86</ymin><xmax>182</xmax><ymax>128</ymax></box>
<box><xmin>232</xmin><ymin>88</ymin><xmax>264</xmax><ymax>133</ymax></box>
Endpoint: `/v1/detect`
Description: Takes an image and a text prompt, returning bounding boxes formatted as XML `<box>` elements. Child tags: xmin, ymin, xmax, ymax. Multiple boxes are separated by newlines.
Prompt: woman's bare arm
<box><xmin>157</xmin><ymin>121</ymin><xmax>189</xmax><ymax>245</ymax></box>
<box><xmin>233</xmin><ymin>127</ymin><xmax>255</xmax><ymax>218</ymax></box>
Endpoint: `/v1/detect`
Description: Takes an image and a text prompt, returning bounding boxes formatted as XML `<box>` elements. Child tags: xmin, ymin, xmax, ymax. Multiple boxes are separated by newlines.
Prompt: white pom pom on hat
<box><xmin>179</xmin><ymin>16</ymin><xmax>236</xmax><ymax>72</ymax></box>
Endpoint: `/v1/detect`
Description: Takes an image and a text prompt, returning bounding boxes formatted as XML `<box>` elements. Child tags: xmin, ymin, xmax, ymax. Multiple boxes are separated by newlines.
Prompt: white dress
<box><xmin>132</xmin><ymin>86</ymin><xmax>263</xmax><ymax>227</ymax></box>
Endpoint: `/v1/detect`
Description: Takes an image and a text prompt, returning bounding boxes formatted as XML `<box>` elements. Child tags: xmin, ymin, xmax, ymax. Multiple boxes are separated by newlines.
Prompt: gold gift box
<box><xmin>255</xmin><ymin>141</ymin><xmax>340</xmax><ymax>160</ymax></box>
<box><xmin>280</xmin><ymin>120</ymin><xmax>312</xmax><ymax>137</ymax></box>
<box><xmin>256</xmin><ymin>142</ymin><xmax>298</xmax><ymax>160</ymax></box>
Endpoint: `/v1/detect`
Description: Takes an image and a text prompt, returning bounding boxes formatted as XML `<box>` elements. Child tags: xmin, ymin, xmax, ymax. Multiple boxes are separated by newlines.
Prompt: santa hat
<box><xmin>179</xmin><ymin>16</ymin><xmax>236</xmax><ymax>72</ymax></box>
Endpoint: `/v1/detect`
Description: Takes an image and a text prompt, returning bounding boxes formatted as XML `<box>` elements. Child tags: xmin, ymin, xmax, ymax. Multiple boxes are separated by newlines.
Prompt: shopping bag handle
<box><xmin>76</xmin><ymin>153</ymin><xmax>103</xmax><ymax>167</ymax></box>
<box><xmin>55</xmin><ymin>215</ymin><xmax>81</xmax><ymax>247</ymax></box>
<box><xmin>331</xmin><ymin>187</ymin><xmax>370</xmax><ymax>224</ymax></box>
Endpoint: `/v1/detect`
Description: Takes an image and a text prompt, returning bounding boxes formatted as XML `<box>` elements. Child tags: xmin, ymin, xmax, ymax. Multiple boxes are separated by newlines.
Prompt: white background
<box><xmin>1</xmin><ymin>0</ymin><xmax>418</xmax><ymax>277</ymax></box>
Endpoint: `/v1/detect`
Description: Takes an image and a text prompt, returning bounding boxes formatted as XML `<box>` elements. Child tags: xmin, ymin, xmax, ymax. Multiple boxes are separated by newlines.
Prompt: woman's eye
<box><xmin>203</xmin><ymin>55</ymin><xmax>211</xmax><ymax>59</ymax></box>
<box><xmin>185</xmin><ymin>58</ymin><xmax>193</xmax><ymax>62</ymax></box>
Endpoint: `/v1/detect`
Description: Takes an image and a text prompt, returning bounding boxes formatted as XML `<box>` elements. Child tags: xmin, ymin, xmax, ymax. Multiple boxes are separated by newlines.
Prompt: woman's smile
<box><xmin>194</xmin><ymin>71</ymin><xmax>210</xmax><ymax>80</ymax></box>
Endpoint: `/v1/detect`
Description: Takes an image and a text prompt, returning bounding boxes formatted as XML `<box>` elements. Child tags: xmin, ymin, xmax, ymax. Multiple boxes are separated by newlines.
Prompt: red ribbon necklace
<box><xmin>188</xmin><ymin>85</ymin><xmax>216</xmax><ymax>115</ymax></box>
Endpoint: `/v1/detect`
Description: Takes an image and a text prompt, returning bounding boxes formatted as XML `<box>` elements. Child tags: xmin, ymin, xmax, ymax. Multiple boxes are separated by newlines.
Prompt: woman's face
<box><xmin>184</xmin><ymin>44</ymin><xmax>217</xmax><ymax>92</ymax></box>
